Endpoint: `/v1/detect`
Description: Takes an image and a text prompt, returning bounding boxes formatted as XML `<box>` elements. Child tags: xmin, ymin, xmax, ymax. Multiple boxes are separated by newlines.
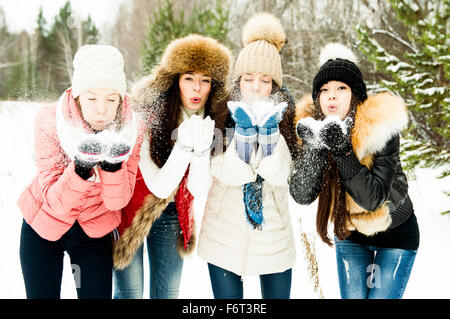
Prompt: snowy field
<box><xmin>0</xmin><ymin>101</ymin><xmax>449</xmax><ymax>299</ymax></box>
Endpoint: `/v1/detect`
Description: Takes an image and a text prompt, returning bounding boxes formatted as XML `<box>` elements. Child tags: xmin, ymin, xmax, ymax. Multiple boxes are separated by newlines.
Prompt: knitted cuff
<box><xmin>235</xmin><ymin>126</ymin><xmax>258</xmax><ymax>137</ymax></box>
<box><xmin>258</xmin><ymin>128</ymin><xmax>280</xmax><ymax>144</ymax></box>
<box><xmin>99</xmin><ymin>161</ymin><xmax>122</xmax><ymax>172</ymax></box>
<box><xmin>194</xmin><ymin>147</ymin><xmax>211</xmax><ymax>158</ymax></box>
<box><xmin>258</xmin><ymin>126</ymin><xmax>278</xmax><ymax>136</ymax></box>
<box><xmin>74</xmin><ymin>161</ymin><xmax>94</xmax><ymax>180</ymax></box>
<box><xmin>235</xmin><ymin>133</ymin><xmax>257</xmax><ymax>164</ymax></box>
<box><xmin>258</xmin><ymin>128</ymin><xmax>280</xmax><ymax>157</ymax></box>
<box><xmin>174</xmin><ymin>140</ymin><xmax>194</xmax><ymax>153</ymax></box>
<box><xmin>388</xmin><ymin>195</ymin><xmax>414</xmax><ymax>230</ymax></box>
<box><xmin>334</xmin><ymin>150</ymin><xmax>364</xmax><ymax>180</ymax></box>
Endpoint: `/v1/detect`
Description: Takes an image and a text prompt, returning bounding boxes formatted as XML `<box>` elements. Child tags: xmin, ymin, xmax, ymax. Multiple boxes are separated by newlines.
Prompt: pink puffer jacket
<box><xmin>17</xmin><ymin>89</ymin><xmax>143</xmax><ymax>241</ymax></box>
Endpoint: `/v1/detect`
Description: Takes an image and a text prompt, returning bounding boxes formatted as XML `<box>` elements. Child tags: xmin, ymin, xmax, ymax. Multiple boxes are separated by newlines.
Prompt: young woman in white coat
<box><xmin>197</xmin><ymin>13</ymin><xmax>300</xmax><ymax>299</ymax></box>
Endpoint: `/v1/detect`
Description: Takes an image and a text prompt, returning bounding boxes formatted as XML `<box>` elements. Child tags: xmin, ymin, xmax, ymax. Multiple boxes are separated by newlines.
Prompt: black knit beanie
<box><xmin>312</xmin><ymin>45</ymin><xmax>367</xmax><ymax>103</ymax></box>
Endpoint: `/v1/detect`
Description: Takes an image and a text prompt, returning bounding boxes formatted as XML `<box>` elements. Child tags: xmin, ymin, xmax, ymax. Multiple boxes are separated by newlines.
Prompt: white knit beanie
<box><xmin>71</xmin><ymin>44</ymin><xmax>127</xmax><ymax>98</ymax></box>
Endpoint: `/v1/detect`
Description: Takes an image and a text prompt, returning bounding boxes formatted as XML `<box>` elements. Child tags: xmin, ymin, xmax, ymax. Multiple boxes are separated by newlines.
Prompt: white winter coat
<box><xmin>198</xmin><ymin>134</ymin><xmax>296</xmax><ymax>276</ymax></box>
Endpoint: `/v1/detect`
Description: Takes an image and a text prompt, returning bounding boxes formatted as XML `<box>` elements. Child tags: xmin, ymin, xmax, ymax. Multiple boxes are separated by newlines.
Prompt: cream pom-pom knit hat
<box><xmin>233</xmin><ymin>12</ymin><xmax>287</xmax><ymax>87</ymax></box>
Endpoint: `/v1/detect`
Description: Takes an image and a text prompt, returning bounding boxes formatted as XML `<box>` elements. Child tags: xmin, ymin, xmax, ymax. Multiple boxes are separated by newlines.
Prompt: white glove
<box><xmin>175</xmin><ymin>117</ymin><xmax>194</xmax><ymax>152</ymax></box>
<box><xmin>191</xmin><ymin>115</ymin><xmax>215</xmax><ymax>156</ymax></box>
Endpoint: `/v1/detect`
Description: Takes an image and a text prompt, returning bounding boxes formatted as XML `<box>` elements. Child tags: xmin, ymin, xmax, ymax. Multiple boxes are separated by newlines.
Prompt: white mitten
<box><xmin>192</xmin><ymin>115</ymin><xmax>215</xmax><ymax>156</ymax></box>
<box><xmin>176</xmin><ymin>117</ymin><xmax>195</xmax><ymax>152</ymax></box>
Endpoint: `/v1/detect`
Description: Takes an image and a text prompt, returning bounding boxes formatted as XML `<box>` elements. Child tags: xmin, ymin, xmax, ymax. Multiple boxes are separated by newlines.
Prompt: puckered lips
<box><xmin>327</xmin><ymin>104</ymin><xmax>337</xmax><ymax>112</ymax></box>
<box><xmin>190</xmin><ymin>97</ymin><xmax>201</xmax><ymax>104</ymax></box>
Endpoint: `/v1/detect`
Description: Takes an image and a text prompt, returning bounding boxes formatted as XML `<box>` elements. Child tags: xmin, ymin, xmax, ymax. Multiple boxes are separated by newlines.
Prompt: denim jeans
<box><xmin>20</xmin><ymin>219</ymin><xmax>112</xmax><ymax>299</ymax></box>
<box><xmin>207</xmin><ymin>263</ymin><xmax>292</xmax><ymax>299</ymax></box>
<box><xmin>113</xmin><ymin>202</ymin><xmax>183</xmax><ymax>299</ymax></box>
<box><xmin>335</xmin><ymin>239</ymin><xmax>417</xmax><ymax>299</ymax></box>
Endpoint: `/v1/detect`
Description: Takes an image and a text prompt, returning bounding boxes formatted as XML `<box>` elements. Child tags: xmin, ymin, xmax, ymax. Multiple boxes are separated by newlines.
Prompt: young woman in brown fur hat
<box><xmin>112</xmin><ymin>34</ymin><xmax>232</xmax><ymax>299</ymax></box>
<box><xmin>197</xmin><ymin>13</ymin><xmax>300</xmax><ymax>299</ymax></box>
<box><xmin>290</xmin><ymin>43</ymin><xmax>419</xmax><ymax>299</ymax></box>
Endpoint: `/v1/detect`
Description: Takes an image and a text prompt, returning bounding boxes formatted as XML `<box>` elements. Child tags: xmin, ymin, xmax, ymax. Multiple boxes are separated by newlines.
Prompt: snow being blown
<box><xmin>298</xmin><ymin>115</ymin><xmax>351</xmax><ymax>149</ymax></box>
<box><xmin>247</xmin><ymin>100</ymin><xmax>275</xmax><ymax>124</ymax></box>
<box><xmin>228</xmin><ymin>99</ymin><xmax>288</xmax><ymax>127</ymax></box>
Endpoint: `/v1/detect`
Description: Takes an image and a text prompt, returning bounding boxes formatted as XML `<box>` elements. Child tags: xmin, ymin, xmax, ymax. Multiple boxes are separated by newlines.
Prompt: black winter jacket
<box><xmin>290</xmin><ymin>92</ymin><xmax>418</xmax><ymax>239</ymax></box>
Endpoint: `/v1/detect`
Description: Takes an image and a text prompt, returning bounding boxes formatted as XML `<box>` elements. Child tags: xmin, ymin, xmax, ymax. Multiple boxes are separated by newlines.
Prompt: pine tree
<box><xmin>141</xmin><ymin>0</ymin><xmax>184</xmax><ymax>74</ymax></box>
<box><xmin>356</xmin><ymin>0</ymin><xmax>449</xmax><ymax>178</ymax></box>
<box><xmin>1</xmin><ymin>1</ymin><xmax>99</xmax><ymax>100</ymax></box>
<box><xmin>34</xmin><ymin>1</ymin><xmax>100</xmax><ymax>98</ymax></box>
<box><xmin>186</xmin><ymin>0</ymin><xmax>228</xmax><ymax>43</ymax></box>
<box><xmin>31</xmin><ymin>8</ymin><xmax>55</xmax><ymax>99</ymax></box>
<box><xmin>141</xmin><ymin>0</ymin><xmax>229</xmax><ymax>74</ymax></box>
<box><xmin>81</xmin><ymin>15</ymin><xmax>99</xmax><ymax>45</ymax></box>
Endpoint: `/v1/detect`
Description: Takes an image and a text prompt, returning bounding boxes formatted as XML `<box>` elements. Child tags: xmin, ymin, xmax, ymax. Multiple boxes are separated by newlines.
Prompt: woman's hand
<box><xmin>74</xmin><ymin>135</ymin><xmax>105</xmax><ymax>168</ymax></box>
<box><xmin>258</xmin><ymin>102</ymin><xmax>287</xmax><ymax>132</ymax></box>
<box><xmin>227</xmin><ymin>101</ymin><xmax>258</xmax><ymax>136</ymax></box>
<box><xmin>191</xmin><ymin>115</ymin><xmax>215</xmax><ymax>156</ymax></box>
<box><xmin>319</xmin><ymin>116</ymin><xmax>353</xmax><ymax>156</ymax></box>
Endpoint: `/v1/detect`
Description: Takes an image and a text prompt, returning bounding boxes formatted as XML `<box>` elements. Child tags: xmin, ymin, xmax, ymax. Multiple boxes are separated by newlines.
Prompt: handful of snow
<box><xmin>228</xmin><ymin>100</ymin><xmax>287</xmax><ymax>127</ymax></box>
<box><xmin>322</xmin><ymin>115</ymin><xmax>352</xmax><ymax>136</ymax></box>
<box><xmin>298</xmin><ymin>115</ymin><xmax>351</xmax><ymax>149</ymax></box>
<box><xmin>247</xmin><ymin>100</ymin><xmax>276</xmax><ymax>124</ymax></box>
<box><xmin>95</xmin><ymin>129</ymin><xmax>132</xmax><ymax>148</ymax></box>
<box><xmin>77</xmin><ymin>129</ymin><xmax>133</xmax><ymax>163</ymax></box>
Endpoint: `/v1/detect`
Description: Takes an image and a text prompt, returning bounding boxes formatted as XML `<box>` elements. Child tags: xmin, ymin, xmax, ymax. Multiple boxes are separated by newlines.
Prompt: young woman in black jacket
<box><xmin>290</xmin><ymin>43</ymin><xmax>419</xmax><ymax>299</ymax></box>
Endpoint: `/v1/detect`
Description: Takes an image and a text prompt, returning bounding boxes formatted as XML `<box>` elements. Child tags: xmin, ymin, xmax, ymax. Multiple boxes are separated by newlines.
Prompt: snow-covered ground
<box><xmin>1</xmin><ymin>101</ymin><xmax>449</xmax><ymax>299</ymax></box>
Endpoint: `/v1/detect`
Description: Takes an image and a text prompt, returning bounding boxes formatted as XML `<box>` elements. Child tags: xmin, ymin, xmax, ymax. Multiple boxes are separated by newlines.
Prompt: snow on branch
<box><xmin>283</xmin><ymin>74</ymin><xmax>309</xmax><ymax>86</ymax></box>
<box><xmin>371</xmin><ymin>29</ymin><xmax>418</xmax><ymax>53</ymax></box>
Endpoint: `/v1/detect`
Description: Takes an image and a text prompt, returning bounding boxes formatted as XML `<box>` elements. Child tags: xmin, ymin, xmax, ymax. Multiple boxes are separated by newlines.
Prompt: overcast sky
<box><xmin>0</xmin><ymin>0</ymin><xmax>126</xmax><ymax>33</ymax></box>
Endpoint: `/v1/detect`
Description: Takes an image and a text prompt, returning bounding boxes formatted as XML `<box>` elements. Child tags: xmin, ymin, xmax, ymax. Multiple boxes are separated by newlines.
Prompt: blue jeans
<box><xmin>207</xmin><ymin>263</ymin><xmax>292</xmax><ymax>299</ymax></box>
<box><xmin>335</xmin><ymin>239</ymin><xmax>417</xmax><ymax>299</ymax></box>
<box><xmin>113</xmin><ymin>203</ymin><xmax>183</xmax><ymax>299</ymax></box>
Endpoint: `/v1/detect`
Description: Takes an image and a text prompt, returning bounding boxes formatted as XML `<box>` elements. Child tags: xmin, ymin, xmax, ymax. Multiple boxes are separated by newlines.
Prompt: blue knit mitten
<box><xmin>227</xmin><ymin>101</ymin><xmax>258</xmax><ymax>163</ymax></box>
<box><xmin>258</xmin><ymin>102</ymin><xmax>287</xmax><ymax>156</ymax></box>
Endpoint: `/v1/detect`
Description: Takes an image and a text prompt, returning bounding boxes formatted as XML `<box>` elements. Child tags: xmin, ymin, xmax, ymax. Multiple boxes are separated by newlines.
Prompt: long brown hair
<box><xmin>314</xmin><ymin>93</ymin><xmax>360</xmax><ymax>246</ymax></box>
<box><xmin>148</xmin><ymin>74</ymin><xmax>216</xmax><ymax>168</ymax></box>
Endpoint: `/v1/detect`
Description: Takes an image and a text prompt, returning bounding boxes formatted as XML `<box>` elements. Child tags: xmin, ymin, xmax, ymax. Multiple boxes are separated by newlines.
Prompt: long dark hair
<box><xmin>214</xmin><ymin>80</ymin><xmax>300</xmax><ymax>160</ymax></box>
<box><xmin>314</xmin><ymin>93</ymin><xmax>360</xmax><ymax>246</ymax></box>
<box><xmin>148</xmin><ymin>74</ymin><xmax>217</xmax><ymax>168</ymax></box>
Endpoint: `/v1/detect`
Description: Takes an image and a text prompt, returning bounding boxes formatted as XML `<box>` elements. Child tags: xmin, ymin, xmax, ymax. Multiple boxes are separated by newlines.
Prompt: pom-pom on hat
<box><xmin>312</xmin><ymin>43</ymin><xmax>367</xmax><ymax>102</ymax></box>
<box><xmin>71</xmin><ymin>44</ymin><xmax>127</xmax><ymax>98</ymax></box>
<box><xmin>233</xmin><ymin>12</ymin><xmax>286</xmax><ymax>87</ymax></box>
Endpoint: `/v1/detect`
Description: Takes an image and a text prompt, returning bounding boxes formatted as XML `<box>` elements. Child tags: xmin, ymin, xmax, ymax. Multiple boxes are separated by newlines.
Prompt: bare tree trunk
<box><xmin>57</xmin><ymin>27</ymin><xmax>74</xmax><ymax>83</ymax></box>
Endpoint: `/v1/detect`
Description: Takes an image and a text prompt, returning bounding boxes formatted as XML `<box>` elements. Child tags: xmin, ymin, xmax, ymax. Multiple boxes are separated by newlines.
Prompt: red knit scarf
<box><xmin>175</xmin><ymin>167</ymin><xmax>194</xmax><ymax>249</ymax></box>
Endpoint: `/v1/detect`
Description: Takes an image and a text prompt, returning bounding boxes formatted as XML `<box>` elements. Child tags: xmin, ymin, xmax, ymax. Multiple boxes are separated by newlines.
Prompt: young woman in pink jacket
<box><xmin>17</xmin><ymin>45</ymin><xmax>143</xmax><ymax>299</ymax></box>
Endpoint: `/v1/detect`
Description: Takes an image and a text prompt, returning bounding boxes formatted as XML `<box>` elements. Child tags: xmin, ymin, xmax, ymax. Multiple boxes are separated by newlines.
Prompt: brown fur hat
<box><xmin>131</xmin><ymin>34</ymin><xmax>233</xmax><ymax>113</ymax></box>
